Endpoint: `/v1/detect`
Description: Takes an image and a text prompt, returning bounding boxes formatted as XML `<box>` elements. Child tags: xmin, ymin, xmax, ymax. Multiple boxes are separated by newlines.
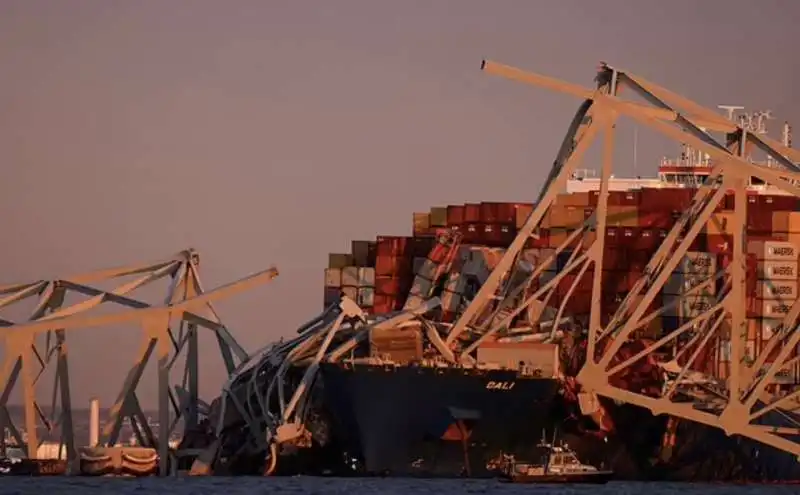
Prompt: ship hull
<box><xmin>313</xmin><ymin>363</ymin><xmax>800</xmax><ymax>482</ymax></box>
<box><xmin>318</xmin><ymin>363</ymin><xmax>562</xmax><ymax>477</ymax></box>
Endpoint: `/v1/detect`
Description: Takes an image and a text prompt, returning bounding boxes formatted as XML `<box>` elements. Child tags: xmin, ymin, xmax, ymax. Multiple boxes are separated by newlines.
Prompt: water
<box><xmin>0</xmin><ymin>478</ymin><xmax>796</xmax><ymax>495</ymax></box>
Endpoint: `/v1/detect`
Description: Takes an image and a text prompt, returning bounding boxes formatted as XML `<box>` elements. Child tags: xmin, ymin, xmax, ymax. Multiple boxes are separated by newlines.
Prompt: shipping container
<box><xmin>412</xmin><ymin>256</ymin><xmax>427</xmax><ymax>275</ymax></box>
<box><xmin>375</xmin><ymin>275</ymin><xmax>408</xmax><ymax>296</ymax></box>
<box><xmin>706</xmin><ymin>212</ymin><xmax>733</xmax><ymax>236</ymax></box>
<box><xmin>482</xmin><ymin>223</ymin><xmax>516</xmax><ymax>247</ymax></box>
<box><xmin>341</xmin><ymin>266</ymin><xmax>359</xmax><ymax>287</ymax></box>
<box><xmin>358</xmin><ymin>267</ymin><xmax>376</xmax><ymax>287</ymax></box>
<box><xmin>479</xmin><ymin>202</ymin><xmax>499</xmax><ymax>224</ymax></box>
<box><xmin>663</xmin><ymin>273</ymin><xmax>716</xmax><ymax>296</ymax></box>
<box><xmin>760</xmin><ymin>299</ymin><xmax>793</xmax><ymax>319</ymax></box>
<box><xmin>747</xmin><ymin>210</ymin><xmax>774</xmax><ymax>233</ymax></box>
<box><xmin>662</xmin><ymin>294</ymin><xmax>715</xmax><ymax>318</ymax></box>
<box><xmin>412</xmin><ymin>212</ymin><xmax>432</xmax><ymax>236</ymax></box>
<box><xmin>514</xmin><ymin>203</ymin><xmax>535</xmax><ymax>229</ymax></box>
<box><xmin>357</xmin><ymin>287</ymin><xmax>375</xmax><ymax>307</ymax></box>
<box><xmin>375</xmin><ymin>255</ymin><xmax>411</xmax><ymax>277</ymax></box>
<box><xmin>527</xmin><ymin>228</ymin><xmax>550</xmax><ymax>248</ymax></box>
<box><xmin>747</xmin><ymin>240</ymin><xmax>799</xmax><ymax>261</ymax></box>
<box><xmin>429</xmin><ymin>207</ymin><xmax>448</xmax><ymax>227</ymax></box>
<box><xmin>556</xmin><ymin>192</ymin><xmax>591</xmax><ymax>207</ymax></box>
<box><xmin>464</xmin><ymin>203</ymin><xmax>481</xmax><ymax>223</ymax></box>
<box><xmin>638</xmin><ymin>209</ymin><xmax>675</xmax><ymax>229</ymax></box>
<box><xmin>462</xmin><ymin>224</ymin><xmax>481</xmax><ymax>244</ymax></box>
<box><xmin>324</xmin><ymin>268</ymin><xmax>342</xmax><ymax>287</ymax></box>
<box><xmin>352</xmin><ymin>240</ymin><xmax>376</xmax><ymax>267</ymax></box>
<box><xmin>373</xmin><ymin>294</ymin><xmax>398</xmax><ymax>314</ymax></box>
<box><xmin>447</xmin><ymin>204</ymin><xmax>465</xmax><ymax>226</ymax></box>
<box><xmin>772</xmin><ymin>211</ymin><xmax>800</xmax><ymax>233</ymax></box>
<box><xmin>328</xmin><ymin>253</ymin><xmax>354</xmax><ymax>269</ymax></box>
<box><xmin>677</xmin><ymin>252</ymin><xmax>717</xmax><ymax>275</ymax></box>
<box><xmin>411</xmin><ymin>236</ymin><xmax>436</xmax><ymax>258</ymax></box>
<box><xmin>440</xmin><ymin>289</ymin><xmax>462</xmax><ymax>313</ymax></box>
<box><xmin>548</xmin><ymin>228</ymin><xmax>571</xmax><ymax>249</ymax></box>
<box><xmin>759</xmin><ymin>194</ymin><xmax>799</xmax><ymax>211</ymax></box>
<box><xmin>376</xmin><ymin>236</ymin><xmax>410</xmax><ymax>256</ymax></box>
<box><xmin>755</xmin><ymin>279</ymin><xmax>798</xmax><ymax>300</ymax></box>
<box><xmin>323</xmin><ymin>286</ymin><xmax>340</xmax><ymax>307</ymax></box>
<box><xmin>548</xmin><ymin>205</ymin><xmax>588</xmax><ymax>229</ymax></box>
<box><xmin>605</xmin><ymin>205</ymin><xmax>639</xmax><ymax>227</ymax></box>
<box><xmin>757</xmin><ymin>260</ymin><xmax>798</xmax><ymax>280</ymax></box>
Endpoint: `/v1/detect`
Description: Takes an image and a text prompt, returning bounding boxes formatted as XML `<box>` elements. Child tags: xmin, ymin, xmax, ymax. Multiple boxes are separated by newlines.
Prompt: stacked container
<box><xmin>748</xmin><ymin>240</ymin><xmax>799</xmax><ymax>385</ymax></box>
<box><xmin>373</xmin><ymin>236</ymin><xmax>415</xmax><ymax>313</ymax></box>
<box><xmin>324</xmin><ymin>253</ymin><xmax>354</xmax><ymax>308</ymax></box>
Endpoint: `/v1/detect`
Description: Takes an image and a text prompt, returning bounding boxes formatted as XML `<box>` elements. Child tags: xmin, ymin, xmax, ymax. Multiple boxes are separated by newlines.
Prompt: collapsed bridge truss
<box><xmin>0</xmin><ymin>249</ymin><xmax>278</xmax><ymax>475</ymax></box>
<box><xmin>449</xmin><ymin>59</ymin><xmax>800</xmax><ymax>459</ymax></box>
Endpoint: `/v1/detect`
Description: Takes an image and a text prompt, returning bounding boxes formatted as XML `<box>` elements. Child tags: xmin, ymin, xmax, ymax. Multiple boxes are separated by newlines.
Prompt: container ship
<box><xmin>192</xmin><ymin>65</ymin><xmax>800</xmax><ymax>481</ymax></box>
<box><xmin>297</xmin><ymin>117</ymin><xmax>800</xmax><ymax>481</ymax></box>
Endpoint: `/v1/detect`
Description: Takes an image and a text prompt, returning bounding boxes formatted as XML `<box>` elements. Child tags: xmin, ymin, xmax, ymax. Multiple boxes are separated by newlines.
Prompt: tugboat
<box><xmin>495</xmin><ymin>431</ymin><xmax>614</xmax><ymax>484</ymax></box>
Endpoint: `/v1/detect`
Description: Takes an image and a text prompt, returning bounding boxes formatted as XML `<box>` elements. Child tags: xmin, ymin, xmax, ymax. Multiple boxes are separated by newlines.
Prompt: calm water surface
<box><xmin>1</xmin><ymin>478</ymin><xmax>797</xmax><ymax>495</ymax></box>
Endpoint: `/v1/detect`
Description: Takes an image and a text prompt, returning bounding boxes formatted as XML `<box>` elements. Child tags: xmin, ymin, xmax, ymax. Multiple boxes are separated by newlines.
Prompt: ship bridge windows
<box><xmin>659</xmin><ymin>173</ymin><xmax>710</xmax><ymax>186</ymax></box>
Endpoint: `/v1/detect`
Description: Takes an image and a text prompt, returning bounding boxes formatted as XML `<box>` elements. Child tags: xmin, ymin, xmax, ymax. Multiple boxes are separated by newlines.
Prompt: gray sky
<box><xmin>1</xmin><ymin>0</ymin><xmax>798</xmax><ymax>408</ymax></box>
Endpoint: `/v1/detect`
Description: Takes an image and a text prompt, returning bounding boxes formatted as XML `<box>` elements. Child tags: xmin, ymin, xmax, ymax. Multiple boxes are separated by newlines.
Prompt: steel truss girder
<box><xmin>456</xmin><ymin>59</ymin><xmax>800</xmax><ymax>460</ymax></box>
<box><xmin>208</xmin><ymin>296</ymin><xmax>442</xmax><ymax>474</ymax></box>
<box><xmin>0</xmin><ymin>249</ymin><xmax>277</xmax><ymax>474</ymax></box>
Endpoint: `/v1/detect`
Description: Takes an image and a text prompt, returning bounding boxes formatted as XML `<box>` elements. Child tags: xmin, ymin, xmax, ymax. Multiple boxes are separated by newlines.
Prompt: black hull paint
<box><xmin>311</xmin><ymin>363</ymin><xmax>800</xmax><ymax>482</ymax></box>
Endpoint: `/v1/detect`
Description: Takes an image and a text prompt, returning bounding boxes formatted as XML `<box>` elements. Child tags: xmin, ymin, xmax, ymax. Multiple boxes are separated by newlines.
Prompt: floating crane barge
<box><xmin>191</xmin><ymin>60</ymin><xmax>800</xmax><ymax>482</ymax></box>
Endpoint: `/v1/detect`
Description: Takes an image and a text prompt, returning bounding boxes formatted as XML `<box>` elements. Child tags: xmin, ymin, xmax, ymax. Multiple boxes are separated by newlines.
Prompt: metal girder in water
<box><xmin>448</xmin><ymin>59</ymin><xmax>800</xmax><ymax>460</ymax></box>
<box><xmin>0</xmin><ymin>249</ymin><xmax>276</xmax><ymax>474</ymax></box>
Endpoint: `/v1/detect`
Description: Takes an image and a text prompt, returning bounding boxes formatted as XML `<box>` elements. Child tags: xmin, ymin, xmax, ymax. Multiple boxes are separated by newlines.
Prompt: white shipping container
<box><xmin>748</xmin><ymin>240</ymin><xmax>799</xmax><ymax>261</ymax></box>
<box><xmin>761</xmin><ymin>299</ymin><xmax>792</xmax><ymax>319</ymax></box>
<box><xmin>761</xmin><ymin>318</ymin><xmax>782</xmax><ymax>341</ymax></box>
<box><xmin>663</xmin><ymin>273</ymin><xmax>715</xmax><ymax>296</ymax></box>
<box><xmin>678</xmin><ymin>252</ymin><xmax>716</xmax><ymax>275</ymax></box>
<box><xmin>358</xmin><ymin>287</ymin><xmax>375</xmax><ymax>307</ymax></box>
<box><xmin>324</xmin><ymin>268</ymin><xmax>342</xmax><ymax>287</ymax></box>
<box><xmin>745</xmin><ymin>340</ymin><xmax>756</xmax><ymax>362</ymax></box>
<box><xmin>358</xmin><ymin>267</ymin><xmax>375</xmax><ymax>287</ymax></box>
<box><xmin>757</xmin><ymin>260</ymin><xmax>798</xmax><ymax>281</ymax></box>
<box><xmin>755</xmin><ymin>280</ymin><xmax>799</xmax><ymax>300</ymax></box>
<box><xmin>719</xmin><ymin>339</ymin><xmax>731</xmax><ymax>362</ymax></box>
<box><xmin>663</xmin><ymin>294</ymin><xmax>715</xmax><ymax>318</ymax></box>
<box><xmin>440</xmin><ymin>289</ymin><xmax>462</xmax><ymax>312</ymax></box>
<box><xmin>341</xmin><ymin>266</ymin><xmax>359</xmax><ymax>287</ymax></box>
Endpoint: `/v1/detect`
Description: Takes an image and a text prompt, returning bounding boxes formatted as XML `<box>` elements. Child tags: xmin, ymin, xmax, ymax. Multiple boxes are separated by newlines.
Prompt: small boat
<box><xmin>495</xmin><ymin>433</ymin><xmax>613</xmax><ymax>484</ymax></box>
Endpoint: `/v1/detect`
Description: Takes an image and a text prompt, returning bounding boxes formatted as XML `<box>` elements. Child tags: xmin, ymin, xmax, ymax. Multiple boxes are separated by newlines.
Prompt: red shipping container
<box><xmin>601</xmin><ymin>270</ymin><xmax>629</xmax><ymax>293</ymax></box>
<box><xmin>411</xmin><ymin>236</ymin><xmax>436</xmax><ymax>257</ymax></box>
<box><xmin>447</xmin><ymin>205</ymin><xmax>465</xmax><ymax>226</ymax></box>
<box><xmin>630</xmin><ymin>228</ymin><xmax>660</xmax><ymax>251</ymax></box>
<box><xmin>609</xmin><ymin>190</ymin><xmax>641</xmax><ymax>206</ymax></box>
<box><xmin>638</xmin><ymin>209</ymin><xmax>676</xmax><ymax>229</ymax></box>
<box><xmin>588</xmin><ymin>190</ymin><xmax>642</xmax><ymax>207</ymax></box>
<box><xmin>464</xmin><ymin>204</ymin><xmax>481</xmax><ymax>223</ymax></box>
<box><xmin>600</xmin><ymin>247</ymin><xmax>626</xmax><ymax>270</ymax></box>
<box><xmin>760</xmin><ymin>194</ymin><xmax>799</xmax><ymax>211</ymax></box>
<box><xmin>376</xmin><ymin>236</ymin><xmax>410</xmax><ymax>256</ymax></box>
<box><xmin>557</xmin><ymin>271</ymin><xmax>594</xmax><ymax>296</ymax></box>
<box><xmin>479</xmin><ymin>202</ymin><xmax>498</xmax><ymax>223</ymax></box>
<box><xmin>497</xmin><ymin>203</ymin><xmax>517</xmax><ymax>224</ymax></box>
<box><xmin>605</xmin><ymin>227</ymin><xmax>620</xmax><ymax>246</ymax></box>
<box><xmin>373</xmin><ymin>294</ymin><xmax>397</xmax><ymax>314</ymax></box>
<box><xmin>747</xmin><ymin>209</ymin><xmax>773</xmax><ymax>233</ymax></box>
<box><xmin>462</xmin><ymin>224</ymin><xmax>481</xmax><ymax>243</ymax></box>
<box><xmin>640</xmin><ymin>188</ymin><xmax>694</xmax><ymax>211</ymax></box>
<box><xmin>561</xmin><ymin>294</ymin><xmax>592</xmax><ymax>315</ymax></box>
<box><xmin>482</xmin><ymin>223</ymin><xmax>516</xmax><ymax>247</ymax></box>
<box><xmin>375</xmin><ymin>254</ymin><xmax>411</xmax><ymax>277</ymax></box>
